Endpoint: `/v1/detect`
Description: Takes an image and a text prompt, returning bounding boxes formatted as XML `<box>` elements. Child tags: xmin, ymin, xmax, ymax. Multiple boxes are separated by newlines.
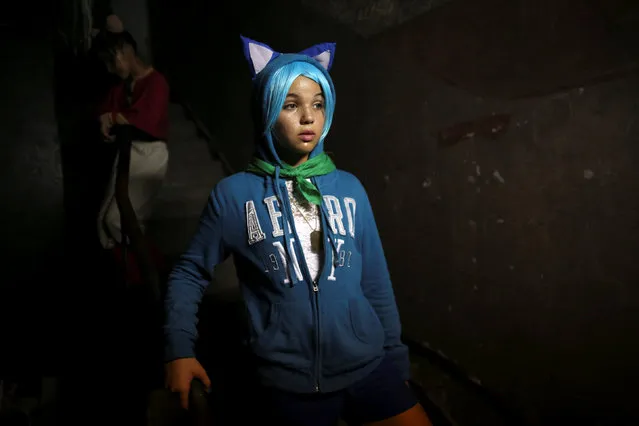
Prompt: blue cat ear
<box><xmin>240</xmin><ymin>35</ymin><xmax>278</xmax><ymax>77</ymax></box>
<box><xmin>298</xmin><ymin>42</ymin><xmax>336</xmax><ymax>71</ymax></box>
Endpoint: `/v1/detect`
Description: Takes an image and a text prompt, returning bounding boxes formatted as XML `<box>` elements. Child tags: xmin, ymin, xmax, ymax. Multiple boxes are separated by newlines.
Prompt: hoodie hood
<box><xmin>241</xmin><ymin>36</ymin><xmax>336</xmax><ymax>167</ymax></box>
<box><xmin>252</xmin><ymin>53</ymin><xmax>336</xmax><ymax>166</ymax></box>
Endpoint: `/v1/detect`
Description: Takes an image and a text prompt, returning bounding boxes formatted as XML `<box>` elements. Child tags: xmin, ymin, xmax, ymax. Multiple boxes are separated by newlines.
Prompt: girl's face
<box><xmin>273</xmin><ymin>76</ymin><xmax>325</xmax><ymax>167</ymax></box>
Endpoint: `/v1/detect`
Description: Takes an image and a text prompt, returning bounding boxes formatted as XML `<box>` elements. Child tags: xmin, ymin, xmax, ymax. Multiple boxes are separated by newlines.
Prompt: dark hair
<box><xmin>93</xmin><ymin>30</ymin><xmax>138</xmax><ymax>62</ymax></box>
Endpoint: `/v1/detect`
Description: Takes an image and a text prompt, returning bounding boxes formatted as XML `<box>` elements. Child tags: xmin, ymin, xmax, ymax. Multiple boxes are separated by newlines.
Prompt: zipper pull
<box><xmin>312</xmin><ymin>280</ymin><xmax>319</xmax><ymax>292</ymax></box>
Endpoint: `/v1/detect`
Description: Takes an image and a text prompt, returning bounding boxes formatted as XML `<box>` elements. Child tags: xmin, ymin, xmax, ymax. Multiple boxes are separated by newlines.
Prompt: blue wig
<box><xmin>261</xmin><ymin>61</ymin><xmax>336</xmax><ymax>153</ymax></box>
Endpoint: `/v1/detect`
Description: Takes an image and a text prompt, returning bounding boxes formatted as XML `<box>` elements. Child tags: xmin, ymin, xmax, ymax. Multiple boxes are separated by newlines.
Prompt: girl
<box><xmin>164</xmin><ymin>36</ymin><xmax>432</xmax><ymax>426</ymax></box>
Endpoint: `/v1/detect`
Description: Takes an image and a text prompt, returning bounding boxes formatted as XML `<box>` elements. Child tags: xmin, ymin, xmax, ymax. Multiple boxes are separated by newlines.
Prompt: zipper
<box><xmin>281</xmin><ymin>182</ymin><xmax>324</xmax><ymax>392</ymax></box>
<box><xmin>312</xmin><ymin>278</ymin><xmax>320</xmax><ymax>393</ymax></box>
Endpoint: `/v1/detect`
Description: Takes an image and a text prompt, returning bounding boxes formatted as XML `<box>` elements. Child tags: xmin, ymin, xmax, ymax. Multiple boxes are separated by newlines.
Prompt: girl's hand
<box><xmin>165</xmin><ymin>357</ymin><xmax>212</xmax><ymax>410</ymax></box>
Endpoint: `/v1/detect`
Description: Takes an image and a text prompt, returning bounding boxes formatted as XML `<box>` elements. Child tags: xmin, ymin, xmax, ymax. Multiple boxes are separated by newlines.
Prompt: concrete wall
<box><xmin>111</xmin><ymin>0</ymin><xmax>152</xmax><ymax>61</ymax></box>
<box><xmin>0</xmin><ymin>24</ymin><xmax>67</xmax><ymax>372</ymax></box>
<box><xmin>300</xmin><ymin>0</ymin><xmax>454</xmax><ymax>37</ymax></box>
<box><xmin>0</xmin><ymin>31</ymin><xmax>63</xmax><ymax>272</ymax></box>
<box><xmin>142</xmin><ymin>0</ymin><xmax>639</xmax><ymax>424</ymax></box>
<box><xmin>363</xmin><ymin>64</ymin><xmax>639</xmax><ymax>426</ymax></box>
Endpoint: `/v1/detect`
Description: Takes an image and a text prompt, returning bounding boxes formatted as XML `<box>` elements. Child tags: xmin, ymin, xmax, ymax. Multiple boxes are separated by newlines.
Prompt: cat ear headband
<box><xmin>240</xmin><ymin>35</ymin><xmax>336</xmax><ymax>79</ymax></box>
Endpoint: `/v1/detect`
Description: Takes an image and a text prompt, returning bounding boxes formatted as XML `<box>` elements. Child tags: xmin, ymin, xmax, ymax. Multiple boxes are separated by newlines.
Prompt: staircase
<box><xmin>145</xmin><ymin>102</ymin><xmax>238</xmax><ymax>293</ymax></box>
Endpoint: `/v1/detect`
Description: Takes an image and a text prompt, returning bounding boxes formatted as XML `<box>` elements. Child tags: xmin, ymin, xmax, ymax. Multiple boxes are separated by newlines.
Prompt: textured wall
<box><xmin>111</xmin><ymin>0</ymin><xmax>152</xmax><ymax>61</ymax></box>
<box><xmin>0</xmin><ymin>25</ymin><xmax>66</xmax><ymax>371</ymax></box>
<box><xmin>300</xmin><ymin>0</ymin><xmax>454</xmax><ymax>37</ymax></box>
<box><xmin>0</xmin><ymin>31</ymin><xmax>63</xmax><ymax>281</ymax></box>
<box><xmin>364</xmin><ymin>2</ymin><xmax>639</xmax><ymax>423</ymax></box>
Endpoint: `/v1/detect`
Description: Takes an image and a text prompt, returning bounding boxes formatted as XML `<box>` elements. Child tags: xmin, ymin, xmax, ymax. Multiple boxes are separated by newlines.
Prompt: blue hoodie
<box><xmin>164</xmin><ymin>52</ymin><xmax>409</xmax><ymax>394</ymax></box>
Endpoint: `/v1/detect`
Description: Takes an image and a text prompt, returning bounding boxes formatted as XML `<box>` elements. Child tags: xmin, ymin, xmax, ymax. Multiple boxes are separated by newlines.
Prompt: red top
<box><xmin>98</xmin><ymin>70</ymin><xmax>170</xmax><ymax>141</ymax></box>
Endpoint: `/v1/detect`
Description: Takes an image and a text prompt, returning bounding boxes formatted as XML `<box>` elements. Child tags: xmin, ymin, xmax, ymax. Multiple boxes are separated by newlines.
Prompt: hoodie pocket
<box><xmin>321</xmin><ymin>298</ymin><xmax>385</xmax><ymax>377</ymax></box>
<box><xmin>251</xmin><ymin>301</ymin><xmax>314</xmax><ymax>371</ymax></box>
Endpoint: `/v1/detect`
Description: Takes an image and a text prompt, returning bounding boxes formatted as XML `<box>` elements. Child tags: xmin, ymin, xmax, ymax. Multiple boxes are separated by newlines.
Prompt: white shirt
<box><xmin>286</xmin><ymin>180</ymin><xmax>322</xmax><ymax>281</ymax></box>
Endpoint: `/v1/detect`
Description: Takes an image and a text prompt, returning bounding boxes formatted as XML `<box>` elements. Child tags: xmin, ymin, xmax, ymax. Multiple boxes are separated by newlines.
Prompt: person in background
<box><xmin>93</xmin><ymin>30</ymin><xmax>169</xmax><ymax>252</ymax></box>
<box><xmin>163</xmin><ymin>36</ymin><xmax>433</xmax><ymax>426</ymax></box>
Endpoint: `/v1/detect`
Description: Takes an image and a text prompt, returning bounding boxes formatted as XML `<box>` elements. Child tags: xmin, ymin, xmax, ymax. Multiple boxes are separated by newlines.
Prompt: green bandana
<box><xmin>247</xmin><ymin>153</ymin><xmax>336</xmax><ymax>205</ymax></box>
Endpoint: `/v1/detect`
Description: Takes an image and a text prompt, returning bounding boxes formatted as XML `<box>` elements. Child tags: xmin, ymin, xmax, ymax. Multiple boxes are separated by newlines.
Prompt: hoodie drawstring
<box><xmin>313</xmin><ymin>178</ymin><xmax>340</xmax><ymax>266</ymax></box>
<box><xmin>272</xmin><ymin>172</ymin><xmax>340</xmax><ymax>283</ymax></box>
<box><xmin>320</xmin><ymin>203</ymin><xmax>340</xmax><ymax>267</ymax></box>
<box><xmin>274</xmin><ymin>166</ymin><xmax>297</xmax><ymax>285</ymax></box>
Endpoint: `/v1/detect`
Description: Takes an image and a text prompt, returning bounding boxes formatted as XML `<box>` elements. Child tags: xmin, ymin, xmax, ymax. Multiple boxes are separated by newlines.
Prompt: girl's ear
<box><xmin>298</xmin><ymin>42</ymin><xmax>336</xmax><ymax>71</ymax></box>
<box><xmin>240</xmin><ymin>35</ymin><xmax>277</xmax><ymax>77</ymax></box>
